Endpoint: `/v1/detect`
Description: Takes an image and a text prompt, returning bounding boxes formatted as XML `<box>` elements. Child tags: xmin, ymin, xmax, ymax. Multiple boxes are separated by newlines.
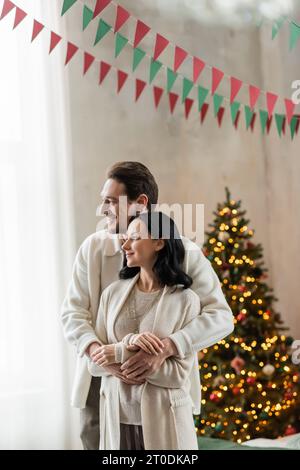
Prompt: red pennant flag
<box><xmin>200</xmin><ymin>103</ymin><xmax>209</xmax><ymax>123</ymax></box>
<box><xmin>0</xmin><ymin>0</ymin><xmax>15</xmax><ymax>20</ymax></box>
<box><xmin>266</xmin><ymin>116</ymin><xmax>273</xmax><ymax>134</ymax></box>
<box><xmin>250</xmin><ymin>113</ymin><xmax>256</xmax><ymax>132</ymax></box>
<box><xmin>135</xmin><ymin>79</ymin><xmax>146</xmax><ymax>101</ymax></box>
<box><xmin>249</xmin><ymin>85</ymin><xmax>260</xmax><ymax>110</ymax></box>
<box><xmin>49</xmin><ymin>32</ymin><xmax>62</xmax><ymax>54</ymax></box>
<box><xmin>65</xmin><ymin>42</ymin><xmax>78</xmax><ymax>65</ymax></box>
<box><xmin>117</xmin><ymin>70</ymin><xmax>128</xmax><ymax>93</ymax></box>
<box><xmin>133</xmin><ymin>20</ymin><xmax>150</xmax><ymax>48</ymax></box>
<box><xmin>93</xmin><ymin>0</ymin><xmax>111</xmax><ymax>19</ymax></box>
<box><xmin>217</xmin><ymin>107</ymin><xmax>225</xmax><ymax>127</ymax></box>
<box><xmin>211</xmin><ymin>67</ymin><xmax>224</xmax><ymax>95</ymax></box>
<box><xmin>169</xmin><ymin>92</ymin><xmax>179</xmax><ymax>114</ymax></box>
<box><xmin>153</xmin><ymin>34</ymin><xmax>169</xmax><ymax>61</ymax></box>
<box><xmin>184</xmin><ymin>98</ymin><xmax>194</xmax><ymax>119</ymax></box>
<box><xmin>282</xmin><ymin>117</ymin><xmax>286</xmax><ymax>135</ymax></box>
<box><xmin>13</xmin><ymin>7</ymin><xmax>26</xmax><ymax>29</ymax></box>
<box><xmin>266</xmin><ymin>92</ymin><xmax>278</xmax><ymax>117</ymax></box>
<box><xmin>153</xmin><ymin>86</ymin><xmax>163</xmax><ymax>108</ymax></box>
<box><xmin>174</xmin><ymin>46</ymin><xmax>188</xmax><ymax>72</ymax></box>
<box><xmin>99</xmin><ymin>61</ymin><xmax>111</xmax><ymax>84</ymax></box>
<box><xmin>230</xmin><ymin>77</ymin><xmax>242</xmax><ymax>103</ymax></box>
<box><xmin>31</xmin><ymin>20</ymin><xmax>44</xmax><ymax>42</ymax></box>
<box><xmin>234</xmin><ymin>110</ymin><xmax>241</xmax><ymax>129</ymax></box>
<box><xmin>284</xmin><ymin>98</ymin><xmax>295</xmax><ymax>124</ymax></box>
<box><xmin>83</xmin><ymin>52</ymin><xmax>95</xmax><ymax>75</ymax></box>
<box><xmin>193</xmin><ymin>57</ymin><xmax>205</xmax><ymax>84</ymax></box>
<box><xmin>114</xmin><ymin>5</ymin><xmax>130</xmax><ymax>33</ymax></box>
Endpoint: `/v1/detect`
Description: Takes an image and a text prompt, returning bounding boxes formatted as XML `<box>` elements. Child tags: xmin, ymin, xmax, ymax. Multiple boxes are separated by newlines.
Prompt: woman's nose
<box><xmin>121</xmin><ymin>239</ymin><xmax>131</xmax><ymax>251</ymax></box>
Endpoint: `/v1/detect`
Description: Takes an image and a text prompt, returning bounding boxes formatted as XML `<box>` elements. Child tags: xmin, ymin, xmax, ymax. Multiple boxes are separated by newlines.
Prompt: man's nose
<box><xmin>99</xmin><ymin>202</ymin><xmax>109</xmax><ymax>215</ymax></box>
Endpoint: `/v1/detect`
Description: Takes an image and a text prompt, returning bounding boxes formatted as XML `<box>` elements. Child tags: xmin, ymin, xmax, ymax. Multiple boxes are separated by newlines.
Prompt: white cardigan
<box><xmin>88</xmin><ymin>273</ymin><xmax>201</xmax><ymax>450</ymax></box>
<box><xmin>61</xmin><ymin>229</ymin><xmax>234</xmax><ymax>408</ymax></box>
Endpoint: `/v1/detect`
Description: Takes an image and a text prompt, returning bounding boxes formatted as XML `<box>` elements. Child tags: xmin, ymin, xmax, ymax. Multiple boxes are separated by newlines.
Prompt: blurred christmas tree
<box><xmin>195</xmin><ymin>188</ymin><xmax>300</xmax><ymax>443</ymax></box>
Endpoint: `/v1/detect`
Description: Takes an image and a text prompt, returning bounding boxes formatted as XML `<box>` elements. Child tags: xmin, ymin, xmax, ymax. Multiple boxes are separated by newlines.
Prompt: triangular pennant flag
<box><xmin>198</xmin><ymin>85</ymin><xmax>209</xmax><ymax>111</ymax></box>
<box><xmin>49</xmin><ymin>32</ymin><xmax>62</xmax><ymax>54</ymax></box>
<box><xmin>117</xmin><ymin>70</ymin><xmax>128</xmax><ymax>93</ymax></box>
<box><xmin>217</xmin><ymin>107</ymin><xmax>225</xmax><ymax>127</ymax></box>
<box><xmin>250</xmin><ymin>113</ymin><xmax>256</xmax><ymax>132</ymax></box>
<box><xmin>230</xmin><ymin>101</ymin><xmax>241</xmax><ymax>124</ymax></box>
<box><xmin>149</xmin><ymin>59</ymin><xmax>162</xmax><ymax>84</ymax></box>
<box><xmin>153</xmin><ymin>86</ymin><xmax>163</xmax><ymax>108</ymax></box>
<box><xmin>13</xmin><ymin>7</ymin><xmax>27</xmax><ymax>29</ymax></box>
<box><xmin>65</xmin><ymin>42</ymin><xmax>79</xmax><ymax>65</ymax></box>
<box><xmin>290</xmin><ymin>115</ymin><xmax>298</xmax><ymax>139</ymax></box>
<box><xmin>182</xmin><ymin>78</ymin><xmax>193</xmax><ymax>102</ymax></box>
<box><xmin>289</xmin><ymin>22</ymin><xmax>300</xmax><ymax>50</ymax></box>
<box><xmin>213</xmin><ymin>93</ymin><xmax>224</xmax><ymax>116</ymax></box>
<box><xmin>266</xmin><ymin>92</ymin><xmax>278</xmax><ymax>117</ymax></box>
<box><xmin>169</xmin><ymin>92</ymin><xmax>179</xmax><ymax>114</ymax></box>
<box><xmin>230</xmin><ymin>77</ymin><xmax>242</xmax><ymax>104</ymax></box>
<box><xmin>295</xmin><ymin>116</ymin><xmax>300</xmax><ymax>135</ymax></box>
<box><xmin>266</xmin><ymin>115</ymin><xmax>273</xmax><ymax>134</ymax></box>
<box><xmin>61</xmin><ymin>0</ymin><xmax>77</xmax><ymax>16</ymax></box>
<box><xmin>282</xmin><ymin>116</ymin><xmax>286</xmax><ymax>135</ymax></box>
<box><xmin>174</xmin><ymin>46</ymin><xmax>188</xmax><ymax>72</ymax></box>
<box><xmin>153</xmin><ymin>34</ymin><xmax>169</xmax><ymax>61</ymax></box>
<box><xmin>31</xmin><ymin>20</ymin><xmax>44</xmax><ymax>42</ymax></box>
<box><xmin>167</xmin><ymin>68</ymin><xmax>178</xmax><ymax>92</ymax></box>
<box><xmin>284</xmin><ymin>98</ymin><xmax>295</xmax><ymax>124</ymax></box>
<box><xmin>234</xmin><ymin>110</ymin><xmax>241</xmax><ymax>129</ymax></box>
<box><xmin>83</xmin><ymin>52</ymin><xmax>95</xmax><ymax>75</ymax></box>
<box><xmin>249</xmin><ymin>85</ymin><xmax>260</xmax><ymax>110</ymax></box>
<box><xmin>99</xmin><ymin>61</ymin><xmax>111</xmax><ymax>84</ymax></box>
<box><xmin>114</xmin><ymin>5</ymin><xmax>130</xmax><ymax>33</ymax></box>
<box><xmin>83</xmin><ymin>5</ymin><xmax>93</xmax><ymax>31</ymax></box>
<box><xmin>275</xmin><ymin>113</ymin><xmax>284</xmax><ymax>137</ymax></box>
<box><xmin>0</xmin><ymin>0</ymin><xmax>15</xmax><ymax>21</ymax></box>
<box><xmin>132</xmin><ymin>47</ymin><xmax>146</xmax><ymax>72</ymax></box>
<box><xmin>93</xmin><ymin>0</ymin><xmax>111</xmax><ymax>19</ymax></box>
<box><xmin>133</xmin><ymin>20</ymin><xmax>150</xmax><ymax>48</ymax></box>
<box><xmin>272</xmin><ymin>16</ymin><xmax>286</xmax><ymax>40</ymax></box>
<box><xmin>244</xmin><ymin>105</ymin><xmax>254</xmax><ymax>129</ymax></box>
<box><xmin>94</xmin><ymin>19</ymin><xmax>111</xmax><ymax>45</ymax></box>
<box><xmin>259</xmin><ymin>109</ymin><xmax>268</xmax><ymax>134</ymax></box>
<box><xmin>115</xmin><ymin>33</ymin><xmax>128</xmax><ymax>57</ymax></box>
<box><xmin>184</xmin><ymin>98</ymin><xmax>193</xmax><ymax>119</ymax></box>
<box><xmin>193</xmin><ymin>57</ymin><xmax>205</xmax><ymax>84</ymax></box>
<box><xmin>200</xmin><ymin>103</ymin><xmax>209</xmax><ymax>123</ymax></box>
<box><xmin>135</xmin><ymin>79</ymin><xmax>146</xmax><ymax>101</ymax></box>
<box><xmin>211</xmin><ymin>67</ymin><xmax>224</xmax><ymax>95</ymax></box>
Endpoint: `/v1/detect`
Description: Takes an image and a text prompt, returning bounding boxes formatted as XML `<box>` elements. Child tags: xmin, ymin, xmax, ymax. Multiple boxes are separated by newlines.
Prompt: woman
<box><xmin>88</xmin><ymin>211</ymin><xmax>201</xmax><ymax>450</ymax></box>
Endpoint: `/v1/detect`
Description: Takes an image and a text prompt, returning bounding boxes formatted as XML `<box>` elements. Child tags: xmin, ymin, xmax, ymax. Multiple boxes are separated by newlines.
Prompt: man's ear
<box><xmin>135</xmin><ymin>193</ymin><xmax>148</xmax><ymax>210</ymax></box>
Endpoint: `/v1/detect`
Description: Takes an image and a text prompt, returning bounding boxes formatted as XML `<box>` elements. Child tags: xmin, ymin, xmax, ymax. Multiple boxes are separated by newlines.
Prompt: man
<box><xmin>61</xmin><ymin>161</ymin><xmax>234</xmax><ymax>450</ymax></box>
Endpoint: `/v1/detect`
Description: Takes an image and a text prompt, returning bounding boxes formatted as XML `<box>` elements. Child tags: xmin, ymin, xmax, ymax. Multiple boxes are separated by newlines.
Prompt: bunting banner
<box><xmin>1</xmin><ymin>0</ymin><xmax>299</xmax><ymax>139</ymax></box>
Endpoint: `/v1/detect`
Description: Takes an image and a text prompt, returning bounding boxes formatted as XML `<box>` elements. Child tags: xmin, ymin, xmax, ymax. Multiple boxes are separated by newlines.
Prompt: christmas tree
<box><xmin>195</xmin><ymin>188</ymin><xmax>300</xmax><ymax>443</ymax></box>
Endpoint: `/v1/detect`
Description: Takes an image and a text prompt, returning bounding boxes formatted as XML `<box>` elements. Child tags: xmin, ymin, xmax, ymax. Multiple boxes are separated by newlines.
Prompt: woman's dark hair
<box><xmin>119</xmin><ymin>211</ymin><xmax>193</xmax><ymax>290</ymax></box>
<box><xmin>106</xmin><ymin>161</ymin><xmax>158</xmax><ymax>211</ymax></box>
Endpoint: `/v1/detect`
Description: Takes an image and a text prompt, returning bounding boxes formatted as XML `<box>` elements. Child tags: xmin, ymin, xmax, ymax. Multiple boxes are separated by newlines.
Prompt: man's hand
<box><xmin>102</xmin><ymin>363</ymin><xmax>146</xmax><ymax>385</ymax></box>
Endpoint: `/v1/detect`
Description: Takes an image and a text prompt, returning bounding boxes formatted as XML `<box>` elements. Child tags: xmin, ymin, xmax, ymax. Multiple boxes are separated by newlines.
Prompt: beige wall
<box><xmin>63</xmin><ymin>1</ymin><xmax>300</xmax><ymax>338</ymax></box>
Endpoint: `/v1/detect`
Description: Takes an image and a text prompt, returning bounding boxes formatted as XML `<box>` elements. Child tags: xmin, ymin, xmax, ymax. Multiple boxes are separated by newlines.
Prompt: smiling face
<box><xmin>99</xmin><ymin>178</ymin><xmax>129</xmax><ymax>234</ymax></box>
<box><xmin>121</xmin><ymin>218</ymin><xmax>165</xmax><ymax>269</ymax></box>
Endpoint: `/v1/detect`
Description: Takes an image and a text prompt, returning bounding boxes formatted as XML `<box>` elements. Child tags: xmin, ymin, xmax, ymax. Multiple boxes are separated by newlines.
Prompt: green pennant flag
<box><xmin>149</xmin><ymin>59</ymin><xmax>162</xmax><ymax>84</ymax></box>
<box><xmin>182</xmin><ymin>78</ymin><xmax>193</xmax><ymax>103</ymax></box>
<box><xmin>290</xmin><ymin>115</ymin><xmax>298</xmax><ymax>139</ymax></box>
<box><xmin>275</xmin><ymin>113</ymin><xmax>284</xmax><ymax>137</ymax></box>
<box><xmin>289</xmin><ymin>22</ymin><xmax>300</xmax><ymax>50</ymax></box>
<box><xmin>230</xmin><ymin>101</ymin><xmax>240</xmax><ymax>124</ymax></box>
<box><xmin>94</xmin><ymin>19</ymin><xmax>111</xmax><ymax>46</ymax></box>
<box><xmin>244</xmin><ymin>105</ymin><xmax>254</xmax><ymax>129</ymax></box>
<box><xmin>259</xmin><ymin>109</ymin><xmax>268</xmax><ymax>134</ymax></box>
<box><xmin>272</xmin><ymin>16</ymin><xmax>286</xmax><ymax>40</ymax></box>
<box><xmin>198</xmin><ymin>86</ymin><xmax>209</xmax><ymax>111</ymax></box>
<box><xmin>213</xmin><ymin>94</ymin><xmax>223</xmax><ymax>117</ymax></box>
<box><xmin>83</xmin><ymin>5</ymin><xmax>93</xmax><ymax>31</ymax></box>
<box><xmin>115</xmin><ymin>33</ymin><xmax>128</xmax><ymax>58</ymax></box>
<box><xmin>132</xmin><ymin>47</ymin><xmax>146</xmax><ymax>72</ymax></box>
<box><xmin>167</xmin><ymin>68</ymin><xmax>178</xmax><ymax>92</ymax></box>
<box><xmin>61</xmin><ymin>0</ymin><xmax>77</xmax><ymax>16</ymax></box>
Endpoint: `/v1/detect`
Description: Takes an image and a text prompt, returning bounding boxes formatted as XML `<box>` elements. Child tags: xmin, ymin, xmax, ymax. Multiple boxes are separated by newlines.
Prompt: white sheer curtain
<box><xmin>0</xmin><ymin>0</ymin><xmax>80</xmax><ymax>449</ymax></box>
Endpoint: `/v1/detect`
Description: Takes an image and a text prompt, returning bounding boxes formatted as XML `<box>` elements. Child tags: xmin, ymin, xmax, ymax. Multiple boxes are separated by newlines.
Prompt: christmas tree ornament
<box><xmin>262</xmin><ymin>364</ymin><xmax>275</xmax><ymax>376</ymax></box>
<box><xmin>230</xmin><ymin>356</ymin><xmax>245</xmax><ymax>374</ymax></box>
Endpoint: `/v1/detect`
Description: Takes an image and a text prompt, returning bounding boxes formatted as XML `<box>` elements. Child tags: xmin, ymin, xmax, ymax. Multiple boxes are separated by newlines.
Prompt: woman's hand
<box><xmin>129</xmin><ymin>332</ymin><xmax>165</xmax><ymax>356</ymax></box>
<box><xmin>90</xmin><ymin>344</ymin><xmax>116</xmax><ymax>367</ymax></box>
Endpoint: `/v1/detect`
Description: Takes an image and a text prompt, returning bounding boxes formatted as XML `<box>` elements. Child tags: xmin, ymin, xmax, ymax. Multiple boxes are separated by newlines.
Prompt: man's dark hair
<box><xmin>106</xmin><ymin>161</ymin><xmax>158</xmax><ymax>211</ymax></box>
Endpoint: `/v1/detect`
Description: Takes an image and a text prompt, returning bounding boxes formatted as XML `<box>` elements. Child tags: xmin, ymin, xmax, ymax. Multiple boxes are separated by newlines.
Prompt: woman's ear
<box><xmin>154</xmin><ymin>239</ymin><xmax>165</xmax><ymax>252</ymax></box>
